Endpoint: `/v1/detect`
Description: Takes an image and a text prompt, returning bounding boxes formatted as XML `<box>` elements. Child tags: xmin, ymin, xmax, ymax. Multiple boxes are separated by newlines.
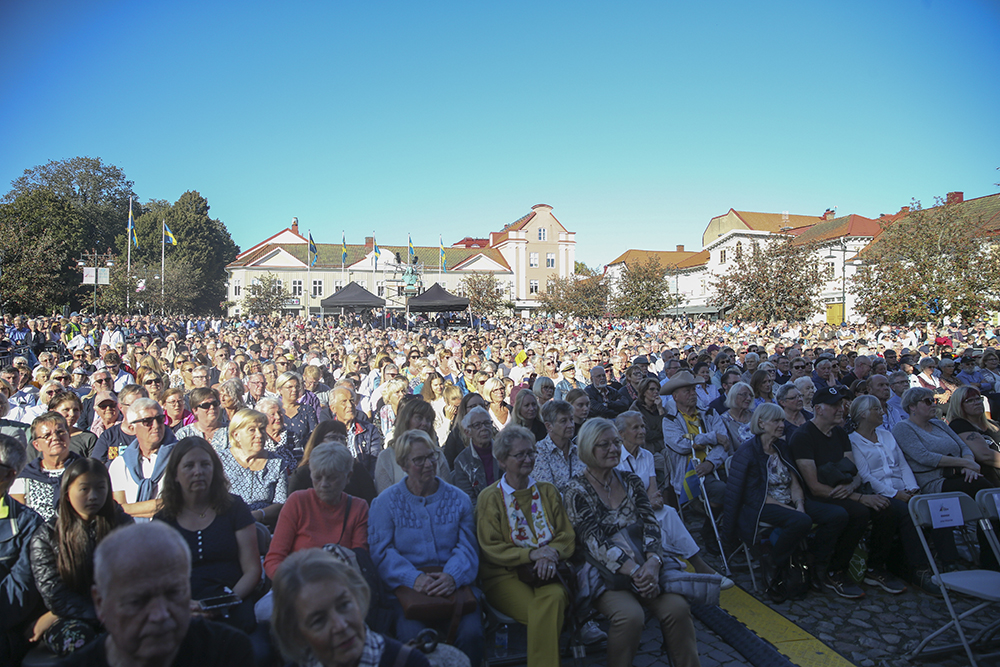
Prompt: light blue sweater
<box><xmin>368</xmin><ymin>477</ymin><xmax>478</xmax><ymax>590</ymax></box>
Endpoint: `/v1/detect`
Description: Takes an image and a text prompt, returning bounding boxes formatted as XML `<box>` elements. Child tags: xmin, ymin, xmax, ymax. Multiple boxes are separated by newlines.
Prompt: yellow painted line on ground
<box><xmin>718</xmin><ymin>586</ymin><xmax>855</xmax><ymax>667</ymax></box>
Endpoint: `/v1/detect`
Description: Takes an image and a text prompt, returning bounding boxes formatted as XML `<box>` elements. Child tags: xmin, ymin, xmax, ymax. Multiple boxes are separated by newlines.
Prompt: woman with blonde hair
<box><xmin>135</xmin><ymin>367</ymin><xmax>166</xmax><ymax>403</ymax></box>
<box><xmin>377</xmin><ymin>377</ymin><xmax>409</xmax><ymax>438</ymax></box>
<box><xmin>374</xmin><ymin>398</ymin><xmax>448</xmax><ymax>494</ymax></box>
<box><xmin>946</xmin><ymin>385</ymin><xmax>1000</xmax><ymax>485</ymax></box>
<box><xmin>482</xmin><ymin>377</ymin><xmax>511</xmax><ymax>431</ymax></box>
<box><xmin>220</xmin><ymin>408</ymin><xmax>287</xmax><ymax>529</ymax></box>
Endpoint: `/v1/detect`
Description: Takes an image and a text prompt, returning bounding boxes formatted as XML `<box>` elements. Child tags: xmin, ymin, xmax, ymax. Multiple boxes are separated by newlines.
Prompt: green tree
<box><xmin>539</xmin><ymin>274</ymin><xmax>609</xmax><ymax>318</ymax></box>
<box><xmin>458</xmin><ymin>273</ymin><xmax>505</xmax><ymax>315</ymax></box>
<box><xmin>711</xmin><ymin>239</ymin><xmax>825</xmax><ymax>321</ymax></box>
<box><xmin>575</xmin><ymin>261</ymin><xmax>596</xmax><ymax>276</ymax></box>
<box><xmin>0</xmin><ymin>189</ymin><xmax>81</xmax><ymax>313</ymax></box>
<box><xmin>99</xmin><ymin>256</ymin><xmax>205</xmax><ymax>316</ymax></box>
<box><xmin>610</xmin><ymin>257</ymin><xmax>680</xmax><ymax>319</ymax></box>
<box><xmin>240</xmin><ymin>273</ymin><xmax>288</xmax><ymax>319</ymax></box>
<box><xmin>4</xmin><ymin>156</ymin><xmax>138</xmax><ymax>256</ymax></box>
<box><xmin>850</xmin><ymin>199</ymin><xmax>1000</xmax><ymax>324</ymax></box>
<box><xmin>126</xmin><ymin>191</ymin><xmax>240</xmax><ymax>313</ymax></box>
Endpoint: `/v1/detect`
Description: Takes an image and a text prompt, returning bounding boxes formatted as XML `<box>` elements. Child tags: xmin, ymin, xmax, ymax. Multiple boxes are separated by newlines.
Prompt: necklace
<box><xmin>587</xmin><ymin>469</ymin><xmax>614</xmax><ymax>495</ymax></box>
<box><xmin>186</xmin><ymin>505</ymin><xmax>210</xmax><ymax>518</ymax></box>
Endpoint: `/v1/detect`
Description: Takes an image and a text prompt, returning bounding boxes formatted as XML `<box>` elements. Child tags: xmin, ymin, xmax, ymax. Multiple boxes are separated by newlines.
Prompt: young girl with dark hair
<box><xmin>29</xmin><ymin>458</ymin><xmax>132</xmax><ymax>655</ymax></box>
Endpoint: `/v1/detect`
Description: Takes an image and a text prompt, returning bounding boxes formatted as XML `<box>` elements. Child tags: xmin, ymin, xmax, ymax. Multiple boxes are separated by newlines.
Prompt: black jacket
<box><xmin>29</xmin><ymin>509</ymin><xmax>133</xmax><ymax>621</ymax></box>
<box><xmin>721</xmin><ymin>435</ymin><xmax>802</xmax><ymax>551</ymax></box>
<box><xmin>0</xmin><ymin>495</ymin><xmax>44</xmax><ymax>633</ymax></box>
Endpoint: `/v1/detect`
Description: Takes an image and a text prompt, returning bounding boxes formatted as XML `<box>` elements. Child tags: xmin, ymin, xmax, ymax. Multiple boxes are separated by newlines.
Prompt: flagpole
<box><xmin>306</xmin><ymin>229</ymin><xmax>311</xmax><ymax>320</ymax></box>
<box><xmin>341</xmin><ymin>231</ymin><xmax>345</xmax><ymax>287</ymax></box>
<box><xmin>161</xmin><ymin>219</ymin><xmax>166</xmax><ymax>316</ymax></box>
<box><xmin>126</xmin><ymin>196</ymin><xmax>132</xmax><ymax>313</ymax></box>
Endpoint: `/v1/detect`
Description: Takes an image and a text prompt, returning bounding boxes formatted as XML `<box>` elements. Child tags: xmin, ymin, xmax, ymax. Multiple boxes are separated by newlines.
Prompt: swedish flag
<box><xmin>408</xmin><ymin>234</ymin><xmax>414</xmax><ymax>261</ymax></box>
<box><xmin>373</xmin><ymin>234</ymin><xmax>380</xmax><ymax>270</ymax></box>
<box><xmin>678</xmin><ymin>460</ymin><xmax>702</xmax><ymax>504</ymax></box>
<box><xmin>341</xmin><ymin>232</ymin><xmax>348</xmax><ymax>265</ymax></box>
<box><xmin>308</xmin><ymin>232</ymin><xmax>318</xmax><ymax>267</ymax></box>
<box><xmin>127</xmin><ymin>200</ymin><xmax>139</xmax><ymax>249</ymax></box>
<box><xmin>164</xmin><ymin>223</ymin><xmax>177</xmax><ymax>246</ymax></box>
<box><xmin>440</xmin><ymin>235</ymin><xmax>446</xmax><ymax>271</ymax></box>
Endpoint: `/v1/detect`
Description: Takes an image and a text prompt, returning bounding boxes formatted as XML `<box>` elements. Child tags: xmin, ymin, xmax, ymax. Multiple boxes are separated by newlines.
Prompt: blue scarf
<box><xmin>120</xmin><ymin>433</ymin><xmax>176</xmax><ymax>503</ymax></box>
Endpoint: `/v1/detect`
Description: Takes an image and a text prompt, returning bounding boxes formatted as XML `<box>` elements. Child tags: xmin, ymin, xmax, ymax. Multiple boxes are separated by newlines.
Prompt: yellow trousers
<box><xmin>482</xmin><ymin>574</ymin><xmax>569</xmax><ymax>667</ymax></box>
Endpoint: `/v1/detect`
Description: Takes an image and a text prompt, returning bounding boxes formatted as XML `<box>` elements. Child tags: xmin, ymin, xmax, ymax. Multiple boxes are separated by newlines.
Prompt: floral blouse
<box><xmin>563</xmin><ymin>470</ymin><xmax>662</xmax><ymax>572</ymax></box>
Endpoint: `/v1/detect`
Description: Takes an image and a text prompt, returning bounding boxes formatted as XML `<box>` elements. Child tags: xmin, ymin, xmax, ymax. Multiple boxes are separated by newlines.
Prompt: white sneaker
<box><xmin>720</xmin><ymin>576</ymin><xmax>736</xmax><ymax>590</ymax></box>
<box><xmin>580</xmin><ymin>620</ymin><xmax>607</xmax><ymax>644</ymax></box>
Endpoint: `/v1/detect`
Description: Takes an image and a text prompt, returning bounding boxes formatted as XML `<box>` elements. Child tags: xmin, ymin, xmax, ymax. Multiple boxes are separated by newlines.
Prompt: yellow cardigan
<box><xmin>475</xmin><ymin>480</ymin><xmax>575</xmax><ymax>585</ymax></box>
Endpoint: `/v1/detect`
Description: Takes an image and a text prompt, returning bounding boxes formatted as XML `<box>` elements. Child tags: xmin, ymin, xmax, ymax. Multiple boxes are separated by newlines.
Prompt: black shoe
<box><xmin>701</xmin><ymin>524</ymin><xmax>721</xmax><ymax>555</ymax></box>
<box><xmin>823</xmin><ymin>572</ymin><xmax>865</xmax><ymax>599</ymax></box>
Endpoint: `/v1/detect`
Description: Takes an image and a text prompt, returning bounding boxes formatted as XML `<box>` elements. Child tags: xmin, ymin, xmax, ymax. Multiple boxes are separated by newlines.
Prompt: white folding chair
<box><xmin>909</xmin><ymin>492</ymin><xmax>1000</xmax><ymax>666</ymax></box>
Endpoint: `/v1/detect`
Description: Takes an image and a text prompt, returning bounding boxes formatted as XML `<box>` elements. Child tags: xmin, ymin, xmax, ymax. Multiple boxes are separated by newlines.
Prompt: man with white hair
<box><xmin>63</xmin><ymin>522</ymin><xmax>251</xmax><ymax>666</ymax></box>
<box><xmin>108</xmin><ymin>398</ymin><xmax>177</xmax><ymax>520</ymax></box>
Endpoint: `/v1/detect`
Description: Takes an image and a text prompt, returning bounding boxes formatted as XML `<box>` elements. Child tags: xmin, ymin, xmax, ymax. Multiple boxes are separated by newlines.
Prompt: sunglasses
<box><xmin>131</xmin><ymin>414</ymin><xmax>165</xmax><ymax>428</ymax></box>
<box><xmin>94</xmin><ymin>377</ymin><xmax>111</xmax><ymax>384</ymax></box>
<box><xmin>144</xmin><ymin>378</ymin><xmax>162</xmax><ymax>385</ymax></box>
<box><xmin>195</xmin><ymin>401</ymin><xmax>221</xmax><ymax>410</ymax></box>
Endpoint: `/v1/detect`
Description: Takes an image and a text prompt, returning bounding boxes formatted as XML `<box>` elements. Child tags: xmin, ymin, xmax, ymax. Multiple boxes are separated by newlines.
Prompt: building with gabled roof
<box><xmin>225</xmin><ymin>204</ymin><xmax>575</xmax><ymax>317</ymax></box>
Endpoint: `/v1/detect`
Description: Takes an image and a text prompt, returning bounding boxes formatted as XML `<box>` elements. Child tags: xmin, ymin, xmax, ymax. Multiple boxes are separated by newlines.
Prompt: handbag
<box><xmin>393</xmin><ymin>629</ymin><xmax>471</xmax><ymax>667</ymax></box>
<box><xmin>394</xmin><ymin>567</ymin><xmax>477</xmax><ymax>644</ymax></box>
<box><xmin>584</xmin><ymin>521</ymin><xmax>722</xmax><ymax>605</ymax></box>
<box><xmin>816</xmin><ymin>459</ymin><xmax>857</xmax><ymax>487</ymax></box>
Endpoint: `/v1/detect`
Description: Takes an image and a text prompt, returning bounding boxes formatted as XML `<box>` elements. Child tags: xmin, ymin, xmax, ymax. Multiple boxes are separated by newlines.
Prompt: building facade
<box><xmin>225</xmin><ymin>204</ymin><xmax>576</xmax><ymax>317</ymax></box>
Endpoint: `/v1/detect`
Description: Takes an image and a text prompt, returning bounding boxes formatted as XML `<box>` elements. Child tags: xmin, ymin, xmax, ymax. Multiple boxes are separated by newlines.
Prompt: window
<box><xmin>529</xmin><ymin>252</ymin><xmax>539</xmax><ymax>268</ymax></box>
<box><xmin>719</xmin><ymin>250</ymin><xmax>726</xmax><ymax>264</ymax></box>
<box><xmin>397</xmin><ymin>286</ymin><xmax>404</xmax><ymax>297</ymax></box>
<box><xmin>312</xmin><ymin>280</ymin><xmax>323</xmax><ymax>297</ymax></box>
<box><xmin>826</xmin><ymin>262</ymin><xmax>836</xmax><ymax>280</ymax></box>
<box><xmin>546</xmin><ymin>280</ymin><xmax>554</xmax><ymax>294</ymax></box>
<box><xmin>377</xmin><ymin>281</ymin><xmax>385</xmax><ymax>297</ymax></box>
<box><xmin>291</xmin><ymin>280</ymin><xmax>303</xmax><ymax>296</ymax></box>
<box><xmin>276</xmin><ymin>279</ymin><xmax>283</xmax><ymax>289</ymax></box>
<box><xmin>233</xmin><ymin>280</ymin><xmax>241</xmax><ymax>297</ymax></box>
<box><xmin>538</xmin><ymin>228</ymin><xmax>547</xmax><ymax>241</ymax></box>
<box><xmin>735</xmin><ymin>242</ymin><xmax>743</xmax><ymax>260</ymax></box>
<box><xmin>334</xmin><ymin>281</ymin><xmax>344</xmax><ymax>292</ymax></box>
<box><xmin>529</xmin><ymin>280</ymin><xmax>539</xmax><ymax>295</ymax></box>
<box><xmin>546</xmin><ymin>253</ymin><xmax>555</xmax><ymax>268</ymax></box>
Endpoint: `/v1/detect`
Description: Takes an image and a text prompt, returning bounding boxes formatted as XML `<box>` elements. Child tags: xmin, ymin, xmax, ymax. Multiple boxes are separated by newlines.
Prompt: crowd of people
<box><xmin>0</xmin><ymin>309</ymin><xmax>998</xmax><ymax>667</ymax></box>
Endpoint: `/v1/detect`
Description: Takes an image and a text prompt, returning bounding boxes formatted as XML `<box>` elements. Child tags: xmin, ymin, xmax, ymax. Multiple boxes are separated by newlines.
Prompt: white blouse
<box><xmin>849</xmin><ymin>427</ymin><xmax>918</xmax><ymax>497</ymax></box>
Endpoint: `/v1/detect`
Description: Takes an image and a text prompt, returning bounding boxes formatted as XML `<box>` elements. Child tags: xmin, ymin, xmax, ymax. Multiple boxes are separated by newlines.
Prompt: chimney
<box><xmin>822</xmin><ymin>209</ymin><xmax>836</xmax><ymax>221</ymax></box>
<box><xmin>899</xmin><ymin>206</ymin><xmax>910</xmax><ymax>215</ymax></box>
<box><xmin>291</xmin><ymin>217</ymin><xmax>299</xmax><ymax>235</ymax></box>
<box><xmin>946</xmin><ymin>191</ymin><xmax>964</xmax><ymax>205</ymax></box>
<box><xmin>364</xmin><ymin>236</ymin><xmax>373</xmax><ymax>248</ymax></box>
<box><xmin>676</xmin><ymin>244</ymin><xmax>685</xmax><ymax>252</ymax></box>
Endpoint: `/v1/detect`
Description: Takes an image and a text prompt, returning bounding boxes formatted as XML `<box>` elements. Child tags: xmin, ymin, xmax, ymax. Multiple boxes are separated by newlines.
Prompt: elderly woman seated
<box><xmin>451</xmin><ymin>405</ymin><xmax>502</xmax><ymax>509</ymax></box>
<box><xmin>893</xmin><ymin>386</ymin><xmax>998</xmax><ymax>568</ymax></box>
<box><xmin>265</xmin><ymin>442</ymin><xmax>369</xmax><ymax>579</ymax></box>
<box><xmin>368</xmin><ymin>429</ymin><xmax>482</xmax><ymax>666</ymax></box>
<box><xmin>564</xmin><ymin>418</ymin><xmax>702</xmax><ymax>667</ymax></box>
<box><xmin>271</xmin><ymin>549</ymin><xmax>431</xmax><ymax>667</ymax></box>
<box><xmin>946</xmin><ymin>385</ymin><xmax>1000</xmax><ymax>486</ymax></box>
<box><xmin>477</xmin><ymin>425</ymin><xmax>575</xmax><ymax>667</ymax></box>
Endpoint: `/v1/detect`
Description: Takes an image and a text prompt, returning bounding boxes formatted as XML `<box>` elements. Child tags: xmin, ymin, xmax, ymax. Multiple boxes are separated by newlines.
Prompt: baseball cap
<box><xmin>813</xmin><ymin>386</ymin><xmax>849</xmax><ymax>406</ymax></box>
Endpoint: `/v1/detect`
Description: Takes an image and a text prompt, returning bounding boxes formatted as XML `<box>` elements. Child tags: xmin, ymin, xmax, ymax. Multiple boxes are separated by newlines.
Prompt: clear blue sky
<box><xmin>2</xmin><ymin>0</ymin><xmax>998</xmax><ymax>269</ymax></box>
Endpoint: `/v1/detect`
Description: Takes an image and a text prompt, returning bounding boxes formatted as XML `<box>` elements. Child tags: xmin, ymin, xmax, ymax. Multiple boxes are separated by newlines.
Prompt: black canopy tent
<box><xmin>319</xmin><ymin>282</ymin><xmax>385</xmax><ymax>311</ymax></box>
<box><xmin>405</xmin><ymin>283</ymin><xmax>469</xmax><ymax>312</ymax></box>
<box><xmin>406</xmin><ymin>283</ymin><xmax>470</xmax><ymax>329</ymax></box>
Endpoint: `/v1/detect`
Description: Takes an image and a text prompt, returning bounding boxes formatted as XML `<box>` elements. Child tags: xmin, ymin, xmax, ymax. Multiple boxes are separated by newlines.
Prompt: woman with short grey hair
<box><xmin>792</xmin><ymin>376</ymin><xmax>816</xmax><ymax>410</ymax></box>
<box><xmin>265</xmin><ymin>442</ymin><xmax>370</xmax><ymax>580</ymax></box>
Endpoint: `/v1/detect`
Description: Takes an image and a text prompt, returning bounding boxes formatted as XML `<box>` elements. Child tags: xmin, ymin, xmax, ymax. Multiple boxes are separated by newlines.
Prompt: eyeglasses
<box><xmin>93</xmin><ymin>377</ymin><xmax>111</xmax><ymax>384</ymax></box>
<box><xmin>131</xmin><ymin>414</ymin><xmax>165</xmax><ymax>428</ymax></box>
<box><xmin>918</xmin><ymin>398</ymin><xmax>936</xmax><ymax>407</ymax></box>
<box><xmin>408</xmin><ymin>454</ymin><xmax>437</xmax><ymax>467</ymax></box>
<box><xmin>963</xmin><ymin>394</ymin><xmax>982</xmax><ymax>403</ymax></box>
<box><xmin>34</xmin><ymin>428</ymin><xmax>69</xmax><ymax>442</ymax></box>
<box><xmin>468</xmin><ymin>420</ymin><xmax>491</xmax><ymax>430</ymax></box>
<box><xmin>792</xmin><ymin>365</ymin><xmax>806</xmax><ymax>370</ymax></box>
<box><xmin>594</xmin><ymin>438</ymin><xmax>624</xmax><ymax>450</ymax></box>
<box><xmin>195</xmin><ymin>401</ymin><xmax>220</xmax><ymax>410</ymax></box>
<box><xmin>509</xmin><ymin>449</ymin><xmax>537</xmax><ymax>461</ymax></box>
<box><xmin>144</xmin><ymin>378</ymin><xmax>162</xmax><ymax>385</ymax></box>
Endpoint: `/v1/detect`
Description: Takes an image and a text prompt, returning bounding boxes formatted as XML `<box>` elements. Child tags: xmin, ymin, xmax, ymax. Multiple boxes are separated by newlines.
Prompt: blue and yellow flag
<box><xmin>408</xmin><ymin>234</ymin><xmax>414</xmax><ymax>261</ymax></box>
<box><xmin>127</xmin><ymin>198</ymin><xmax>139</xmax><ymax>249</ymax></box>
<box><xmin>308</xmin><ymin>232</ymin><xmax>318</xmax><ymax>267</ymax></box>
<box><xmin>373</xmin><ymin>233</ymin><xmax>380</xmax><ymax>270</ymax></box>
<box><xmin>163</xmin><ymin>222</ymin><xmax>177</xmax><ymax>246</ymax></box>
<box><xmin>341</xmin><ymin>232</ymin><xmax>348</xmax><ymax>265</ymax></box>
<box><xmin>678</xmin><ymin>460</ymin><xmax>702</xmax><ymax>504</ymax></box>
<box><xmin>440</xmin><ymin>235</ymin><xmax>446</xmax><ymax>271</ymax></box>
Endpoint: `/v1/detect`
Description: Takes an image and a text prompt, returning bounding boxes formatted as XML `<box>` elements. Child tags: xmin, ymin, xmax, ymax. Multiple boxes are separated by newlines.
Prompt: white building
<box><xmin>225</xmin><ymin>204</ymin><xmax>576</xmax><ymax>317</ymax></box>
<box><xmin>607</xmin><ymin>208</ymin><xmax>881</xmax><ymax>323</ymax></box>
